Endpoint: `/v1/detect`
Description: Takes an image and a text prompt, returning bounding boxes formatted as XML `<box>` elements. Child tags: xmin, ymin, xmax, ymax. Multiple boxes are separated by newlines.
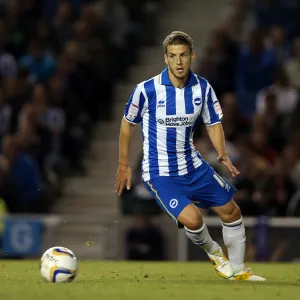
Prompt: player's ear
<box><xmin>191</xmin><ymin>51</ymin><xmax>196</xmax><ymax>64</ymax></box>
<box><xmin>164</xmin><ymin>53</ymin><xmax>168</xmax><ymax>65</ymax></box>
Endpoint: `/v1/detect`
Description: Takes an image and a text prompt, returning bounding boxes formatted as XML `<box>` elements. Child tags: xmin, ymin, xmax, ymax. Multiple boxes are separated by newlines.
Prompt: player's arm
<box><xmin>115</xmin><ymin>85</ymin><xmax>147</xmax><ymax>195</ymax></box>
<box><xmin>119</xmin><ymin>117</ymin><xmax>134</xmax><ymax>168</ymax></box>
<box><xmin>202</xmin><ymin>84</ymin><xmax>240</xmax><ymax>177</ymax></box>
<box><xmin>206</xmin><ymin>122</ymin><xmax>227</xmax><ymax>157</ymax></box>
<box><xmin>206</xmin><ymin>123</ymin><xmax>239</xmax><ymax>177</ymax></box>
<box><xmin>115</xmin><ymin>118</ymin><xmax>134</xmax><ymax>195</ymax></box>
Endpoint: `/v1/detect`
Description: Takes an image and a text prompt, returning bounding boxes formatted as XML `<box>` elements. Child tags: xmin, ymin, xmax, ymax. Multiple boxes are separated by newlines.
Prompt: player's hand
<box><xmin>217</xmin><ymin>153</ymin><xmax>240</xmax><ymax>177</ymax></box>
<box><xmin>115</xmin><ymin>163</ymin><xmax>132</xmax><ymax>196</ymax></box>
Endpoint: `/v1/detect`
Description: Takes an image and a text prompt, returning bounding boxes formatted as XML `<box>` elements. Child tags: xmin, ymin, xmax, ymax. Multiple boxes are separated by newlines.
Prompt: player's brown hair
<box><xmin>163</xmin><ymin>31</ymin><xmax>194</xmax><ymax>54</ymax></box>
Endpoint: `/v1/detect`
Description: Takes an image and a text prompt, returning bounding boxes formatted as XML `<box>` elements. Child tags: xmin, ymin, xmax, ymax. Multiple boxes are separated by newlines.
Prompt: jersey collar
<box><xmin>160</xmin><ymin>67</ymin><xmax>198</xmax><ymax>87</ymax></box>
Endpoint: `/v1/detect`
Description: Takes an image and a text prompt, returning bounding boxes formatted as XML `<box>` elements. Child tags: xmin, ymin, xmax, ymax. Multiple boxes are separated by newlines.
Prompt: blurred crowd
<box><xmin>0</xmin><ymin>0</ymin><xmax>163</xmax><ymax>214</ymax></box>
<box><xmin>195</xmin><ymin>0</ymin><xmax>300</xmax><ymax>216</ymax></box>
<box><xmin>1</xmin><ymin>0</ymin><xmax>298</xmax><ymax>218</ymax></box>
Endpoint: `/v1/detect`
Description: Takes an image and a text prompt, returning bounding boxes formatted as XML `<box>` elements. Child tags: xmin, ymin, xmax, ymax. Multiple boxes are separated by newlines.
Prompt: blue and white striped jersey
<box><xmin>124</xmin><ymin>68</ymin><xmax>223</xmax><ymax>182</ymax></box>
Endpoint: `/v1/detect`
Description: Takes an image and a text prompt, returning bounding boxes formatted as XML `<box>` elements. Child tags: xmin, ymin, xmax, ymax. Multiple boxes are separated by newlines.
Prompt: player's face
<box><xmin>164</xmin><ymin>44</ymin><xmax>195</xmax><ymax>80</ymax></box>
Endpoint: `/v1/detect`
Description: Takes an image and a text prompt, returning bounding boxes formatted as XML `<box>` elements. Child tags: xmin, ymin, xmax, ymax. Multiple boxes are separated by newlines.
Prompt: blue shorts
<box><xmin>144</xmin><ymin>164</ymin><xmax>236</xmax><ymax>224</ymax></box>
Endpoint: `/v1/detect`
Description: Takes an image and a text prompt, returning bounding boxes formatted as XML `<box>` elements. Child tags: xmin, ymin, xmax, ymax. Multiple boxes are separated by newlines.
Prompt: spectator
<box><xmin>284</xmin><ymin>37</ymin><xmax>300</xmax><ymax>89</ymax></box>
<box><xmin>250</xmin><ymin>128</ymin><xmax>279</xmax><ymax>165</ymax></box>
<box><xmin>0</xmin><ymin>89</ymin><xmax>11</xmax><ymax>139</ymax></box>
<box><xmin>219</xmin><ymin>0</ymin><xmax>256</xmax><ymax>43</ymax></box>
<box><xmin>220</xmin><ymin>93</ymin><xmax>250</xmax><ymax>142</ymax></box>
<box><xmin>53</xmin><ymin>0</ymin><xmax>74</xmax><ymax>50</ymax></box>
<box><xmin>0</xmin><ymin>135</ymin><xmax>41</xmax><ymax>213</ymax></box>
<box><xmin>0</xmin><ymin>1</ymin><xmax>35</xmax><ymax>59</ymax></box>
<box><xmin>265</xmin><ymin>26</ymin><xmax>290</xmax><ymax>63</ymax></box>
<box><xmin>8</xmin><ymin>68</ymin><xmax>32</xmax><ymax>134</ymax></box>
<box><xmin>0</xmin><ymin>20</ymin><xmax>18</xmax><ymax>79</ymax></box>
<box><xmin>19</xmin><ymin>39</ymin><xmax>56</xmax><ymax>83</ymax></box>
<box><xmin>254</xmin><ymin>92</ymin><xmax>286</xmax><ymax>152</ymax></box>
<box><xmin>199</xmin><ymin>30</ymin><xmax>237</xmax><ymax>96</ymax></box>
<box><xmin>281</xmin><ymin>145</ymin><xmax>300</xmax><ymax>190</ymax></box>
<box><xmin>256</xmin><ymin>68</ymin><xmax>299</xmax><ymax>116</ymax></box>
<box><xmin>35</xmin><ymin>19</ymin><xmax>59</xmax><ymax>55</ymax></box>
<box><xmin>235</xmin><ymin>28</ymin><xmax>277</xmax><ymax>117</ymax></box>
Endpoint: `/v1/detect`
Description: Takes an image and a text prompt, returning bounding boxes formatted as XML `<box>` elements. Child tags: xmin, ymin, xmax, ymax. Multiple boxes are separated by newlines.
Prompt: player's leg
<box><xmin>178</xmin><ymin>204</ymin><xmax>219</xmax><ymax>254</ymax></box>
<box><xmin>189</xmin><ymin>165</ymin><xmax>265</xmax><ymax>280</ymax></box>
<box><xmin>145</xmin><ymin>177</ymin><xmax>232</xmax><ymax>278</ymax></box>
<box><xmin>146</xmin><ymin>177</ymin><xmax>216</xmax><ymax>252</ymax></box>
<box><xmin>178</xmin><ymin>204</ymin><xmax>233</xmax><ymax>279</ymax></box>
<box><xmin>200</xmin><ymin>170</ymin><xmax>265</xmax><ymax>281</ymax></box>
<box><xmin>210</xmin><ymin>199</ymin><xmax>244</xmax><ymax>272</ymax></box>
<box><xmin>211</xmin><ymin>200</ymin><xmax>265</xmax><ymax>281</ymax></box>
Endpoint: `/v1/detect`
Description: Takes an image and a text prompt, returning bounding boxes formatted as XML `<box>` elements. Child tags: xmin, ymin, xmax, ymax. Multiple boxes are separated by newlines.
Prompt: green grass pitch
<box><xmin>0</xmin><ymin>261</ymin><xmax>300</xmax><ymax>300</ymax></box>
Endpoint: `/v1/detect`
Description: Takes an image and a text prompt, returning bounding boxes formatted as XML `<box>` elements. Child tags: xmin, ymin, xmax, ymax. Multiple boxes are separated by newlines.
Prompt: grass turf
<box><xmin>0</xmin><ymin>261</ymin><xmax>300</xmax><ymax>300</ymax></box>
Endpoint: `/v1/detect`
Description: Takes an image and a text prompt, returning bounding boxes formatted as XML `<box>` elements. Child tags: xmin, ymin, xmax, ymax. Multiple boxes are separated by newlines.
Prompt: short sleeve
<box><xmin>124</xmin><ymin>84</ymin><xmax>147</xmax><ymax>124</ymax></box>
<box><xmin>201</xmin><ymin>84</ymin><xmax>223</xmax><ymax>126</ymax></box>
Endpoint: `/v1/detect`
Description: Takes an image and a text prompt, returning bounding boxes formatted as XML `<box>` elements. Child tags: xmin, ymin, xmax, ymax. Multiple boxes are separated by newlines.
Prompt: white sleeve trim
<box><xmin>123</xmin><ymin>116</ymin><xmax>139</xmax><ymax>125</ymax></box>
<box><xmin>205</xmin><ymin>121</ymin><xmax>221</xmax><ymax>127</ymax></box>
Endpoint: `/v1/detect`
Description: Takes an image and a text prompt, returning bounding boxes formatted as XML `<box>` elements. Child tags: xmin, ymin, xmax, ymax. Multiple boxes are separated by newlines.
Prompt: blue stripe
<box><xmin>161</xmin><ymin>67</ymin><xmax>173</xmax><ymax>85</ymax></box>
<box><xmin>166</xmin><ymin>127</ymin><xmax>178</xmax><ymax>175</ymax></box>
<box><xmin>196</xmin><ymin>151</ymin><xmax>202</xmax><ymax>160</ymax></box>
<box><xmin>141</xmin><ymin>121</ymin><xmax>145</xmax><ymax>177</ymax></box>
<box><xmin>165</xmin><ymin>86</ymin><xmax>178</xmax><ymax>175</ymax></box>
<box><xmin>185</xmin><ymin>127</ymin><xmax>194</xmax><ymax>173</ymax></box>
<box><xmin>124</xmin><ymin>85</ymin><xmax>145</xmax><ymax>123</ymax></box>
<box><xmin>184</xmin><ymin>86</ymin><xmax>194</xmax><ymax>114</ymax></box>
<box><xmin>166</xmin><ymin>86</ymin><xmax>176</xmax><ymax>115</ymax></box>
<box><xmin>124</xmin><ymin>86</ymin><xmax>137</xmax><ymax>114</ymax></box>
<box><xmin>192</xmin><ymin>77</ymin><xmax>207</xmax><ymax>132</ymax></box>
<box><xmin>207</xmin><ymin>88</ymin><xmax>219</xmax><ymax>124</ymax></box>
<box><xmin>144</xmin><ymin>79</ymin><xmax>158</xmax><ymax>178</ymax></box>
<box><xmin>136</xmin><ymin>92</ymin><xmax>145</xmax><ymax>120</ymax></box>
<box><xmin>183</xmin><ymin>86</ymin><xmax>194</xmax><ymax>172</ymax></box>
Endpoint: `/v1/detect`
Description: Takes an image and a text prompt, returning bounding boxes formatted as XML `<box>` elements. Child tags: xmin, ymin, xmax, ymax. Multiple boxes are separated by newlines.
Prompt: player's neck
<box><xmin>168</xmin><ymin>68</ymin><xmax>188</xmax><ymax>89</ymax></box>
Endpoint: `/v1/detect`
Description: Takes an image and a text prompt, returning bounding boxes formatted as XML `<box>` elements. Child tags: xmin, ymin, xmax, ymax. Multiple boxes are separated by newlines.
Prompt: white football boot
<box><xmin>229</xmin><ymin>268</ymin><xmax>266</xmax><ymax>281</ymax></box>
<box><xmin>207</xmin><ymin>247</ymin><xmax>234</xmax><ymax>279</ymax></box>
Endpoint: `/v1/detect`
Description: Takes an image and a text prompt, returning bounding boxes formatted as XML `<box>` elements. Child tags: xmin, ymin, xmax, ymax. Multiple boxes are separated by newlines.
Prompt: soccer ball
<box><xmin>40</xmin><ymin>246</ymin><xmax>78</xmax><ymax>283</ymax></box>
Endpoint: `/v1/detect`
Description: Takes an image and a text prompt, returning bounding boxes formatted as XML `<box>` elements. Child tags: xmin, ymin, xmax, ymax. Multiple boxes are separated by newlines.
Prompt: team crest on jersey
<box><xmin>169</xmin><ymin>199</ymin><xmax>178</xmax><ymax>208</ymax></box>
<box><xmin>194</xmin><ymin>98</ymin><xmax>202</xmax><ymax>106</ymax></box>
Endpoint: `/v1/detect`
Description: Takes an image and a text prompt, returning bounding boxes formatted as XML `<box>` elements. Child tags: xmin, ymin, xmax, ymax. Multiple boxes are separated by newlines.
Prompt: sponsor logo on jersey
<box><xmin>156</xmin><ymin>116</ymin><xmax>196</xmax><ymax>127</ymax></box>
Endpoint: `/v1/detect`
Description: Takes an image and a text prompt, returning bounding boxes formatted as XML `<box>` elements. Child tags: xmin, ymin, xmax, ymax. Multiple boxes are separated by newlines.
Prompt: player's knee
<box><xmin>234</xmin><ymin>205</ymin><xmax>242</xmax><ymax>219</ymax></box>
<box><xmin>178</xmin><ymin>204</ymin><xmax>203</xmax><ymax>230</ymax></box>
<box><xmin>182</xmin><ymin>213</ymin><xmax>203</xmax><ymax>231</ymax></box>
<box><xmin>231</xmin><ymin>203</ymin><xmax>241</xmax><ymax>220</ymax></box>
<box><xmin>223</xmin><ymin>203</ymin><xmax>241</xmax><ymax>223</ymax></box>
